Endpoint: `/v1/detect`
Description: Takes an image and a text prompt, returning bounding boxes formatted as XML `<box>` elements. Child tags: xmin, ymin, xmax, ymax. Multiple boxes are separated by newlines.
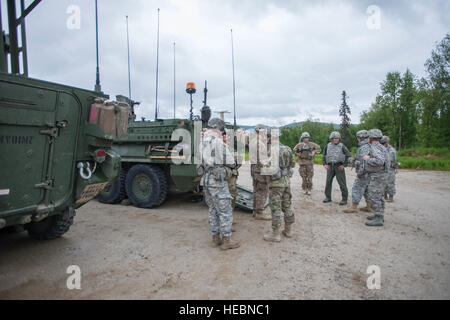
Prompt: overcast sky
<box><xmin>3</xmin><ymin>0</ymin><xmax>449</xmax><ymax>125</ymax></box>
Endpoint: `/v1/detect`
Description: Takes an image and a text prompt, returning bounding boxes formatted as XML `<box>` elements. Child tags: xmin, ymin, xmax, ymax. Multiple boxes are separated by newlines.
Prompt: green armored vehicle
<box><xmin>98</xmin><ymin>83</ymin><xmax>259</xmax><ymax>211</ymax></box>
<box><xmin>0</xmin><ymin>0</ymin><xmax>128</xmax><ymax>239</ymax></box>
<box><xmin>98</xmin><ymin>84</ymin><xmax>210</xmax><ymax>208</ymax></box>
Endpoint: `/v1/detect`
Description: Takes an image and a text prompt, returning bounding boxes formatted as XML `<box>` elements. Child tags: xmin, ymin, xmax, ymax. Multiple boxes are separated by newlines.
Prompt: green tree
<box><xmin>339</xmin><ymin>91</ymin><xmax>352</xmax><ymax>149</ymax></box>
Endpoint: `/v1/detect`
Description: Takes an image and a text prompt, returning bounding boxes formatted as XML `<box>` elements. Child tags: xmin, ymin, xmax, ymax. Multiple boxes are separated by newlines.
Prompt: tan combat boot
<box><xmin>263</xmin><ymin>228</ymin><xmax>281</xmax><ymax>242</ymax></box>
<box><xmin>254</xmin><ymin>210</ymin><xmax>272</xmax><ymax>221</ymax></box>
<box><xmin>212</xmin><ymin>234</ymin><xmax>222</xmax><ymax>247</ymax></box>
<box><xmin>282</xmin><ymin>224</ymin><xmax>293</xmax><ymax>238</ymax></box>
<box><xmin>343</xmin><ymin>203</ymin><xmax>358</xmax><ymax>213</ymax></box>
<box><xmin>220</xmin><ymin>236</ymin><xmax>240</xmax><ymax>250</ymax></box>
<box><xmin>359</xmin><ymin>202</ymin><xmax>371</xmax><ymax>212</ymax></box>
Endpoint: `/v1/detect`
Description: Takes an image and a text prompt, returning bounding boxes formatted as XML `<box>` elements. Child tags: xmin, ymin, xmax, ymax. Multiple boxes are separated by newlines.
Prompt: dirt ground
<box><xmin>1</xmin><ymin>164</ymin><xmax>449</xmax><ymax>300</ymax></box>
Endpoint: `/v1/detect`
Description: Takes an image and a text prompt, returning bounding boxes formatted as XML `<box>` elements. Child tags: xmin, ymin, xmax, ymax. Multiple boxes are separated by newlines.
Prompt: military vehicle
<box><xmin>97</xmin><ymin>83</ymin><xmax>264</xmax><ymax>212</ymax></box>
<box><xmin>97</xmin><ymin>82</ymin><xmax>211</xmax><ymax>208</ymax></box>
<box><xmin>0</xmin><ymin>0</ymin><xmax>129</xmax><ymax>239</ymax></box>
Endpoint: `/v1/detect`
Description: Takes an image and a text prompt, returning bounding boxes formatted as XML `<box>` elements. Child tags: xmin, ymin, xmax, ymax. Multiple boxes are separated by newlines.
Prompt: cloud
<box><xmin>12</xmin><ymin>0</ymin><xmax>450</xmax><ymax>125</ymax></box>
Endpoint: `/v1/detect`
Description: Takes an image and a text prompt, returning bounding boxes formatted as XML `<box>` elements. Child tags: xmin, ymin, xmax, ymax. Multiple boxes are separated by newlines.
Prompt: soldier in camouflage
<box><xmin>364</xmin><ymin>129</ymin><xmax>389</xmax><ymax>227</ymax></box>
<box><xmin>198</xmin><ymin>118</ymin><xmax>240</xmax><ymax>250</ymax></box>
<box><xmin>225</xmin><ymin>131</ymin><xmax>243</xmax><ymax>210</ymax></box>
<box><xmin>249</xmin><ymin>124</ymin><xmax>271</xmax><ymax>220</ymax></box>
<box><xmin>343</xmin><ymin>130</ymin><xmax>371</xmax><ymax>213</ymax></box>
<box><xmin>322</xmin><ymin>131</ymin><xmax>352</xmax><ymax>205</ymax></box>
<box><xmin>263</xmin><ymin>129</ymin><xmax>296</xmax><ymax>242</ymax></box>
<box><xmin>294</xmin><ymin>132</ymin><xmax>321</xmax><ymax>195</ymax></box>
<box><xmin>381</xmin><ymin>135</ymin><xmax>398</xmax><ymax>202</ymax></box>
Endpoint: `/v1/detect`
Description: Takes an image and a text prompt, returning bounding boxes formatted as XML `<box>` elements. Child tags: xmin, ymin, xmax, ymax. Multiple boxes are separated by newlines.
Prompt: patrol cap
<box><xmin>329</xmin><ymin>131</ymin><xmax>341</xmax><ymax>140</ymax></box>
<box><xmin>208</xmin><ymin>118</ymin><xmax>225</xmax><ymax>132</ymax></box>
<box><xmin>368</xmin><ymin>129</ymin><xmax>383</xmax><ymax>140</ymax></box>
<box><xmin>356</xmin><ymin>130</ymin><xmax>368</xmax><ymax>139</ymax></box>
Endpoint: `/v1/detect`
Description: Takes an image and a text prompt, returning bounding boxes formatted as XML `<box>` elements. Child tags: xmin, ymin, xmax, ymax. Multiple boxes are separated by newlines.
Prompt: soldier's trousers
<box><xmin>385</xmin><ymin>169</ymin><xmax>396</xmax><ymax>197</ymax></box>
<box><xmin>324</xmin><ymin>165</ymin><xmax>348</xmax><ymax>201</ymax></box>
<box><xmin>269</xmin><ymin>186</ymin><xmax>295</xmax><ymax>230</ymax></box>
<box><xmin>204</xmin><ymin>185</ymin><xmax>233</xmax><ymax>237</ymax></box>
<box><xmin>367</xmin><ymin>172</ymin><xmax>386</xmax><ymax>217</ymax></box>
<box><xmin>351</xmin><ymin>175</ymin><xmax>369</xmax><ymax>204</ymax></box>
<box><xmin>253</xmin><ymin>176</ymin><xmax>269</xmax><ymax>214</ymax></box>
<box><xmin>228</xmin><ymin>175</ymin><xmax>238</xmax><ymax>209</ymax></box>
<box><xmin>299</xmin><ymin>164</ymin><xmax>314</xmax><ymax>191</ymax></box>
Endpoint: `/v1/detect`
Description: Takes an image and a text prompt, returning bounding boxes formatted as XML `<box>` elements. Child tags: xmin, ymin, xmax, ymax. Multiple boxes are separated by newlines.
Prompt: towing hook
<box><xmin>77</xmin><ymin>162</ymin><xmax>92</xmax><ymax>180</ymax></box>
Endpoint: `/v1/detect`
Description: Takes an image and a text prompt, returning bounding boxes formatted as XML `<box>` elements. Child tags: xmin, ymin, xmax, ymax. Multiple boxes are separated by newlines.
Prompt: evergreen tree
<box><xmin>339</xmin><ymin>91</ymin><xmax>352</xmax><ymax>148</ymax></box>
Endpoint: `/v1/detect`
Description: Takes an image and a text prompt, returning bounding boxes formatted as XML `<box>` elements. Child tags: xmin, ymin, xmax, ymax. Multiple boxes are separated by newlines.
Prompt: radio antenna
<box><xmin>154</xmin><ymin>8</ymin><xmax>160</xmax><ymax>120</ymax></box>
<box><xmin>94</xmin><ymin>0</ymin><xmax>101</xmax><ymax>92</ymax></box>
<box><xmin>126</xmin><ymin>15</ymin><xmax>132</xmax><ymax>101</ymax></box>
<box><xmin>173</xmin><ymin>42</ymin><xmax>176</xmax><ymax>118</ymax></box>
<box><xmin>231</xmin><ymin>29</ymin><xmax>237</xmax><ymax>128</ymax></box>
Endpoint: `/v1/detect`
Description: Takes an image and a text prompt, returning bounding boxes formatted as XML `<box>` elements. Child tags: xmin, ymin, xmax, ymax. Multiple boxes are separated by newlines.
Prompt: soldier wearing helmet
<box><xmin>249</xmin><ymin>124</ymin><xmax>271</xmax><ymax>220</ymax></box>
<box><xmin>293</xmin><ymin>132</ymin><xmax>321</xmax><ymax>195</ymax></box>
<box><xmin>361</xmin><ymin>129</ymin><xmax>390</xmax><ymax>227</ymax></box>
<box><xmin>198</xmin><ymin>118</ymin><xmax>240</xmax><ymax>249</ymax></box>
<box><xmin>322</xmin><ymin>131</ymin><xmax>352</xmax><ymax>205</ymax></box>
<box><xmin>381</xmin><ymin>135</ymin><xmax>398</xmax><ymax>202</ymax></box>
<box><xmin>343</xmin><ymin>130</ymin><xmax>371</xmax><ymax>213</ymax></box>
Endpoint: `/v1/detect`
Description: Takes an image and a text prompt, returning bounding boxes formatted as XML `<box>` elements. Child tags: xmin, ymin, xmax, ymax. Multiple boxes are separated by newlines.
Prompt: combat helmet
<box><xmin>381</xmin><ymin>135</ymin><xmax>390</xmax><ymax>144</ymax></box>
<box><xmin>208</xmin><ymin>118</ymin><xmax>225</xmax><ymax>132</ymax></box>
<box><xmin>329</xmin><ymin>131</ymin><xmax>341</xmax><ymax>140</ymax></box>
<box><xmin>368</xmin><ymin>129</ymin><xmax>383</xmax><ymax>140</ymax></box>
<box><xmin>301</xmin><ymin>132</ymin><xmax>310</xmax><ymax>140</ymax></box>
<box><xmin>356</xmin><ymin>130</ymin><xmax>368</xmax><ymax>139</ymax></box>
<box><xmin>254</xmin><ymin>124</ymin><xmax>267</xmax><ymax>133</ymax></box>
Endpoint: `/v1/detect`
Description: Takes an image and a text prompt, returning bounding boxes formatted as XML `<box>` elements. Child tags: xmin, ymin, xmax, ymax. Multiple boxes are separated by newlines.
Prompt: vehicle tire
<box><xmin>97</xmin><ymin>169</ymin><xmax>127</xmax><ymax>204</ymax></box>
<box><xmin>26</xmin><ymin>208</ymin><xmax>75</xmax><ymax>240</ymax></box>
<box><xmin>125</xmin><ymin>164</ymin><xmax>168</xmax><ymax>208</ymax></box>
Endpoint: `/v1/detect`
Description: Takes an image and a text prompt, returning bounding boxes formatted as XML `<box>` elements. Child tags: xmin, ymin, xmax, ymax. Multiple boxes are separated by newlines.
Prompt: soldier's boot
<box><xmin>386</xmin><ymin>195</ymin><xmax>394</xmax><ymax>203</ymax></box>
<box><xmin>339</xmin><ymin>199</ymin><xmax>348</xmax><ymax>206</ymax></box>
<box><xmin>282</xmin><ymin>224</ymin><xmax>293</xmax><ymax>238</ymax></box>
<box><xmin>212</xmin><ymin>234</ymin><xmax>222</xmax><ymax>247</ymax></box>
<box><xmin>254</xmin><ymin>210</ymin><xmax>272</xmax><ymax>221</ymax></box>
<box><xmin>366</xmin><ymin>214</ymin><xmax>376</xmax><ymax>220</ymax></box>
<box><xmin>263</xmin><ymin>228</ymin><xmax>281</xmax><ymax>242</ymax></box>
<box><xmin>220</xmin><ymin>236</ymin><xmax>240</xmax><ymax>250</ymax></box>
<box><xmin>359</xmin><ymin>203</ymin><xmax>371</xmax><ymax>212</ymax></box>
<box><xmin>365</xmin><ymin>215</ymin><xmax>384</xmax><ymax>227</ymax></box>
<box><xmin>343</xmin><ymin>203</ymin><xmax>358</xmax><ymax>213</ymax></box>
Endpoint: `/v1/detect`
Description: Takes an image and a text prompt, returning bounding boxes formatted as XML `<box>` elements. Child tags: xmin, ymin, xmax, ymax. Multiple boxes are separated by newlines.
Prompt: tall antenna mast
<box><xmin>231</xmin><ymin>29</ymin><xmax>237</xmax><ymax>128</ymax></box>
<box><xmin>173</xmin><ymin>42</ymin><xmax>176</xmax><ymax>118</ymax></box>
<box><xmin>154</xmin><ymin>8</ymin><xmax>160</xmax><ymax>120</ymax></box>
<box><xmin>126</xmin><ymin>15</ymin><xmax>131</xmax><ymax>101</ymax></box>
<box><xmin>94</xmin><ymin>0</ymin><xmax>101</xmax><ymax>92</ymax></box>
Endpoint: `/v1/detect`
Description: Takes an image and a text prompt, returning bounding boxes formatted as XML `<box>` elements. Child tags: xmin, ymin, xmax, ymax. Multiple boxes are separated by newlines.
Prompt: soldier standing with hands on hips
<box><xmin>322</xmin><ymin>131</ymin><xmax>352</xmax><ymax>205</ymax></box>
<box><xmin>294</xmin><ymin>132</ymin><xmax>321</xmax><ymax>195</ymax></box>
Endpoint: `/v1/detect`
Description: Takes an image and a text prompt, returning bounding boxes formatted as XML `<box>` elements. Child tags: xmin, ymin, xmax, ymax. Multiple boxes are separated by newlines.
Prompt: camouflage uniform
<box><xmin>351</xmin><ymin>138</ymin><xmax>371</xmax><ymax>205</ymax></box>
<box><xmin>200</xmin><ymin>132</ymin><xmax>236</xmax><ymax>238</ymax></box>
<box><xmin>385</xmin><ymin>145</ymin><xmax>397</xmax><ymax>198</ymax></box>
<box><xmin>294</xmin><ymin>139</ymin><xmax>321</xmax><ymax>193</ymax></box>
<box><xmin>322</xmin><ymin>133</ymin><xmax>352</xmax><ymax>204</ymax></box>
<box><xmin>365</xmin><ymin>141</ymin><xmax>388</xmax><ymax>220</ymax></box>
<box><xmin>250</xmin><ymin>127</ymin><xmax>270</xmax><ymax>216</ymax></box>
<box><xmin>268</xmin><ymin>144</ymin><xmax>296</xmax><ymax>231</ymax></box>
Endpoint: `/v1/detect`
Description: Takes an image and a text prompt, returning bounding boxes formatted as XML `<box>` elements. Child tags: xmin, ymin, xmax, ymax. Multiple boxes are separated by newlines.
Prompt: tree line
<box><xmin>281</xmin><ymin>33</ymin><xmax>449</xmax><ymax>152</ymax></box>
